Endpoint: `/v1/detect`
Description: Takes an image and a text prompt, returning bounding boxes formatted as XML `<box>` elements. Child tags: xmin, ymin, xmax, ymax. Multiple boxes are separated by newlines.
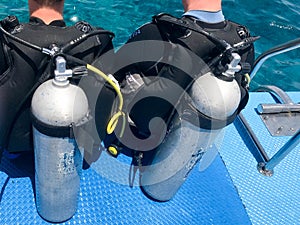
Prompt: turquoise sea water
<box><xmin>0</xmin><ymin>0</ymin><xmax>299</xmax><ymax>91</ymax></box>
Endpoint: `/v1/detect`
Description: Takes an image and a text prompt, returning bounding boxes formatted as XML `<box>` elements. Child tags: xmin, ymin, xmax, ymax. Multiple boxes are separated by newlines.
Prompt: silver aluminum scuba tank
<box><xmin>31</xmin><ymin>57</ymin><xmax>89</xmax><ymax>222</ymax></box>
<box><xmin>140</xmin><ymin>53</ymin><xmax>242</xmax><ymax>202</ymax></box>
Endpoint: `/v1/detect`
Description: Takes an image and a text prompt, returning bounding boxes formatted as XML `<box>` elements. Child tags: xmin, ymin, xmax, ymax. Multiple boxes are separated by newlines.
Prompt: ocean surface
<box><xmin>0</xmin><ymin>0</ymin><xmax>299</xmax><ymax>91</ymax></box>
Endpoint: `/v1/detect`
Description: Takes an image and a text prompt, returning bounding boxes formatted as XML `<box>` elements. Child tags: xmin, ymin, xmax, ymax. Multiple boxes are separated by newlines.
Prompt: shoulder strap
<box><xmin>153</xmin><ymin>13</ymin><xmax>259</xmax><ymax>53</ymax></box>
<box><xmin>152</xmin><ymin>13</ymin><xmax>230</xmax><ymax>51</ymax></box>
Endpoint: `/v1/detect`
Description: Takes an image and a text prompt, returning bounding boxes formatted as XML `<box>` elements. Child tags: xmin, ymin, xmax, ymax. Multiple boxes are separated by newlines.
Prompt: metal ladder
<box><xmin>238</xmin><ymin>38</ymin><xmax>300</xmax><ymax>176</ymax></box>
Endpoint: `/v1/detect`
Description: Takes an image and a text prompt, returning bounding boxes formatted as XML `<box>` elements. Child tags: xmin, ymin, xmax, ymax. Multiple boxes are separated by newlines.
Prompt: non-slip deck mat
<box><xmin>1</xmin><ymin>91</ymin><xmax>298</xmax><ymax>225</ymax></box>
<box><xmin>219</xmin><ymin>92</ymin><xmax>300</xmax><ymax>225</ymax></box>
<box><xmin>0</xmin><ymin>137</ymin><xmax>249</xmax><ymax>224</ymax></box>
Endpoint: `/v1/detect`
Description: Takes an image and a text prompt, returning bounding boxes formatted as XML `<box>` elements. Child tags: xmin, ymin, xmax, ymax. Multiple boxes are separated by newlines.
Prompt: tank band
<box><xmin>31</xmin><ymin>113</ymin><xmax>74</xmax><ymax>138</ymax></box>
<box><xmin>181</xmin><ymin>103</ymin><xmax>237</xmax><ymax>130</ymax></box>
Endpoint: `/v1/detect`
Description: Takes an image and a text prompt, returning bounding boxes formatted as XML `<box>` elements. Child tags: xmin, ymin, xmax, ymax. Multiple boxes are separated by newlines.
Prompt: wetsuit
<box><xmin>0</xmin><ymin>16</ymin><xmax>114</xmax><ymax>154</ymax></box>
<box><xmin>112</xmin><ymin>10</ymin><xmax>255</xmax><ymax>151</ymax></box>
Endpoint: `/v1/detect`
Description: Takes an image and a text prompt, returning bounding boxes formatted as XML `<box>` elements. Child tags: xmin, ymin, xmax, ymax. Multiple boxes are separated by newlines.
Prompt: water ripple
<box><xmin>0</xmin><ymin>0</ymin><xmax>298</xmax><ymax>91</ymax></box>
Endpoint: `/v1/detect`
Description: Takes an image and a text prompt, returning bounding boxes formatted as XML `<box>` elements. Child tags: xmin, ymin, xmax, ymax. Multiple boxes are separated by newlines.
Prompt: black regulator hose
<box><xmin>0</xmin><ymin>23</ymin><xmax>43</xmax><ymax>52</ymax></box>
<box><xmin>0</xmin><ymin>20</ymin><xmax>115</xmax><ymax>56</ymax></box>
<box><xmin>61</xmin><ymin>30</ymin><xmax>115</xmax><ymax>53</ymax></box>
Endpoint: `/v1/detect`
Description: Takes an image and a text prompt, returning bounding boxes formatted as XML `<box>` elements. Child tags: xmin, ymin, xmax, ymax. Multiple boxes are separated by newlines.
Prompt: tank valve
<box><xmin>222</xmin><ymin>52</ymin><xmax>241</xmax><ymax>78</ymax></box>
<box><xmin>54</xmin><ymin>56</ymin><xmax>73</xmax><ymax>84</ymax></box>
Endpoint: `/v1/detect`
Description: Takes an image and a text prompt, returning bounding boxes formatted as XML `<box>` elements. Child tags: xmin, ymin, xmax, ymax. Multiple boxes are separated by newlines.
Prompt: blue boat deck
<box><xmin>219</xmin><ymin>91</ymin><xmax>300</xmax><ymax>225</ymax></box>
<box><xmin>0</xmin><ymin>91</ymin><xmax>299</xmax><ymax>224</ymax></box>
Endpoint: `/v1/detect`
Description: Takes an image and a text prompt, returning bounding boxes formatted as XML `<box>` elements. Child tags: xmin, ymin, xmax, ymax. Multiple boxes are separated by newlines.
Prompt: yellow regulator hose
<box><xmin>86</xmin><ymin>64</ymin><xmax>126</xmax><ymax>137</ymax></box>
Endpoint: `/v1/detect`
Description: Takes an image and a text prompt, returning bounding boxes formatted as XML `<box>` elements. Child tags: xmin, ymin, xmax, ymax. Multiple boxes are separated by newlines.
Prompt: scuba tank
<box><xmin>31</xmin><ymin>56</ymin><xmax>89</xmax><ymax>222</ymax></box>
<box><xmin>140</xmin><ymin>53</ymin><xmax>242</xmax><ymax>202</ymax></box>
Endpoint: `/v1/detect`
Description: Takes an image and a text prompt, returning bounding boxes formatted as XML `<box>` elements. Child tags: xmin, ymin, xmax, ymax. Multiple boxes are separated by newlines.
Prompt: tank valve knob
<box><xmin>54</xmin><ymin>56</ymin><xmax>73</xmax><ymax>85</ymax></box>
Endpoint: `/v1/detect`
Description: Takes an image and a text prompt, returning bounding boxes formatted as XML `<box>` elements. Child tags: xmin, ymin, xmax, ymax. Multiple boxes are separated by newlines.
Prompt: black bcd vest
<box><xmin>151</xmin><ymin>13</ymin><xmax>255</xmax><ymax>129</ymax></box>
<box><xmin>0</xmin><ymin>16</ymin><xmax>113</xmax><ymax>152</ymax></box>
